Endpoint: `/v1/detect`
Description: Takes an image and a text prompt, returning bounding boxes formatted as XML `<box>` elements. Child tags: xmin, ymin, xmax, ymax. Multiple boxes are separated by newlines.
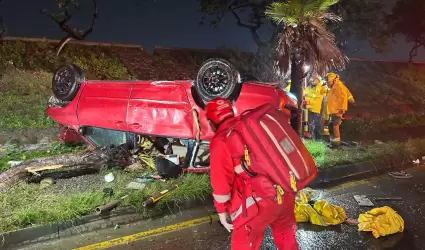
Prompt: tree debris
<box><xmin>0</xmin><ymin>145</ymin><xmax>133</xmax><ymax>193</ymax></box>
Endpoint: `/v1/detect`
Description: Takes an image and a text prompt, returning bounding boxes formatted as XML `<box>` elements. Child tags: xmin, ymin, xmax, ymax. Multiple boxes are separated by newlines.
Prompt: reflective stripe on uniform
<box><xmin>213</xmin><ymin>193</ymin><xmax>231</xmax><ymax>203</ymax></box>
<box><xmin>234</xmin><ymin>164</ymin><xmax>244</xmax><ymax>174</ymax></box>
<box><xmin>330</xmin><ymin>137</ymin><xmax>341</xmax><ymax>142</ymax></box>
<box><xmin>231</xmin><ymin>197</ymin><xmax>262</xmax><ymax>221</ymax></box>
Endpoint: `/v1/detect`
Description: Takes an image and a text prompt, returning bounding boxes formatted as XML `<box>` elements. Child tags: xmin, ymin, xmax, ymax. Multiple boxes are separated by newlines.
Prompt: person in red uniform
<box><xmin>205</xmin><ymin>97</ymin><xmax>299</xmax><ymax>250</ymax></box>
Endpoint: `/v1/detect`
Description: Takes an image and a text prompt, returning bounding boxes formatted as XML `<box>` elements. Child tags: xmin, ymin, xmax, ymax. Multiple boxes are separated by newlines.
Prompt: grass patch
<box><xmin>0</xmin><ymin>142</ymin><xmax>86</xmax><ymax>172</ymax></box>
<box><xmin>0</xmin><ymin>68</ymin><xmax>54</xmax><ymax>129</ymax></box>
<box><xmin>0</xmin><ymin>171</ymin><xmax>211</xmax><ymax>232</ymax></box>
<box><xmin>304</xmin><ymin>138</ymin><xmax>425</xmax><ymax>169</ymax></box>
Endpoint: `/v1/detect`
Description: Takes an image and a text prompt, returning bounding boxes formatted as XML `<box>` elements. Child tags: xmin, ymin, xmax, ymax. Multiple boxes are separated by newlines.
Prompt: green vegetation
<box><xmin>304</xmin><ymin>138</ymin><xmax>425</xmax><ymax>169</ymax></box>
<box><xmin>0</xmin><ymin>171</ymin><xmax>211</xmax><ymax>233</ymax></box>
<box><xmin>2</xmin><ymin>138</ymin><xmax>425</xmax><ymax>232</ymax></box>
<box><xmin>0</xmin><ymin>68</ymin><xmax>53</xmax><ymax>129</ymax></box>
<box><xmin>0</xmin><ymin>39</ymin><xmax>133</xmax><ymax>129</ymax></box>
<box><xmin>0</xmin><ymin>142</ymin><xmax>86</xmax><ymax>172</ymax></box>
<box><xmin>0</xmin><ymin>40</ymin><xmax>132</xmax><ymax>80</ymax></box>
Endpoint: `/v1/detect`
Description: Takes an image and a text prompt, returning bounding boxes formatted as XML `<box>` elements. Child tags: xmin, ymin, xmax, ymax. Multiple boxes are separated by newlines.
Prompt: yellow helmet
<box><xmin>327</xmin><ymin>72</ymin><xmax>339</xmax><ymax>82</ymax></box>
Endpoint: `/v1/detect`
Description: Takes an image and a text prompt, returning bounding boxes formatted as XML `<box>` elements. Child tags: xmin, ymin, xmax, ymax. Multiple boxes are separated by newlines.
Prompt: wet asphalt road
<box><xmin>15</xmin><ymin>167</ymin><xmax>425</xmax><ymax>250</ymax></box>
<box><xmin>111</xmin><ymin>167</ymin><xmax>425</xmax><ymax>250</ymax></box>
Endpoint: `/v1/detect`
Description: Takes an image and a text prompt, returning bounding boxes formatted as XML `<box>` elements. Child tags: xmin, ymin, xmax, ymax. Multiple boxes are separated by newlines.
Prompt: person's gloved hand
<box><xmin>218</xmin><ymin>212</ymin><xmax>234</xmax><ymax>232</ymax></box>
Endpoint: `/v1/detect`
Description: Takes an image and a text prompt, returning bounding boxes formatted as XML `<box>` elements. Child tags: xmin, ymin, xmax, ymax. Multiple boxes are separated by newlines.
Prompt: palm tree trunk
<box><xmin>290</xmin><ymin>55</ymin><xmax>305</xmax><ymax>135</ymax></box>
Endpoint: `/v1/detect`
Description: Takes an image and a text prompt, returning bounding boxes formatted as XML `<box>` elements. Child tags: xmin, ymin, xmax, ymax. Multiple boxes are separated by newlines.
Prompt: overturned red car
<box><xmin>46</xmin><ymin>58</ymin><xmax>298</xmax><ymax>167</ymax></box>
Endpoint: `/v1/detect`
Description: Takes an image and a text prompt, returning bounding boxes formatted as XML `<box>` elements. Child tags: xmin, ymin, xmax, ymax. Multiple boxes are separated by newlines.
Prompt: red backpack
<box><xmin>226</xmin><ymin>103</ymin><xmax>317</xmax><ymax>201</ymax></box>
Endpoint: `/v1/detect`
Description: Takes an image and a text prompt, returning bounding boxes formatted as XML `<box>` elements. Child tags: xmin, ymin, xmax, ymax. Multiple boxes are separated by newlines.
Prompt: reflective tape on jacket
<box><xmin>231</xmin><ymin>196</ymin><xmax>262</xmax><ymax>221</ymax></box>
<box><xmin>213</xmin><ymin>193</ymin><xmax>231</xmax><ymax>203</ymax></box>
<box><xmin>234</xmin><ymin>164</ymin><xmax>244</xmax><ymax>174</ymax></box>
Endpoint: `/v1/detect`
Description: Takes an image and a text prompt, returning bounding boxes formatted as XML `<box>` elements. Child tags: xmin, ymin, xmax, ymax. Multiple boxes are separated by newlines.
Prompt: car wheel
<box><xmin>195</xmin><ymin>58</ymin><xmax>241</xmax><ymax>103</ymax></box>
<box><xmin>52</xmin><ymin>64</ymin><xmax>85</xmax><ymax>101</ymax></box>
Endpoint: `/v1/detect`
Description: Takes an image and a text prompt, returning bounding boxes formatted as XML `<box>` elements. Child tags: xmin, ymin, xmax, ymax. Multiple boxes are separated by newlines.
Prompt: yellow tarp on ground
<box><xmin>358</xmin><ymin>206</ymin><xmax>405</xmax><ymax>238</ymax></box>
<box><xmin>295</xmin><ymin>189</ymin><xmax>347</xmax><ymax>226</ymax></box>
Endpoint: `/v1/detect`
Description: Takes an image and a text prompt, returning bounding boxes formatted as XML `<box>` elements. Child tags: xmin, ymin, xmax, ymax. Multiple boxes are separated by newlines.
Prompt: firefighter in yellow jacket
<box><xmin>304</xmin><ymin>76</ymin><xmax>327</xmax><ymax>139</ymax></box>
<box><xmin>326</xmin><ymin>72</ymin><xmax>355</xmax><ymax>147</ymax></box>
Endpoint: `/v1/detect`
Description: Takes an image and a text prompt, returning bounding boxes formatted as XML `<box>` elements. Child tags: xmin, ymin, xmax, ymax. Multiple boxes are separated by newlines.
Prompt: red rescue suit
<box><xmin>210</xmin><ymin>117</ymin><xmax>299</xmax><ymax>250</ymax></box>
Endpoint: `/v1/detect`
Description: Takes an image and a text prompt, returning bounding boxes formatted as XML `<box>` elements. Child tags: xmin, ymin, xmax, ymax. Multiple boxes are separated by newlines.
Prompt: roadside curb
<box><xmin>1</xmin><ymin>156</ymin><xmax>416</xmax><ymax>248</ymax></box>
<box><xmin>1</xmin><ymin>197</ymin><xmax>211</xmax><ymax>249</ymax></box>
<box><xmin>309</xmin><ymin>156</ymin><xmax>414</xmax><ymax>187</ymax></box>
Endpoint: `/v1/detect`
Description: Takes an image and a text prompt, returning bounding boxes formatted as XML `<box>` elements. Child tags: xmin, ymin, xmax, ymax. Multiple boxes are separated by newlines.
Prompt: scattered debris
<box><xmin>295</xmin><ymin>189</ymin><xmax>349</xmax><ymax>226</ymax></box>
<box><xmin>102</xmin><ymin>188</ymin><xmax>114</xmax><ymax>198</ymax></box>
<box><xmin>345</xmin><ymin>218</ymin><xmax>359</xmax><ymax>225</ymax></box>
<box><xmin>135</xmin><ymin>176</ymin><xmax>156</xmax><ymax>183</ymax></box>
<box><xmin>26</xmin><ymin>164</ymin><xmax>64</xmax><ymax>174</ymax></box>
<box><xmin>104</xmin><ymin>173</ymin><xmax>115</xmax><ymax>183</ymax></box>
<box><xmin>388</xmin><ymin>171</ymin><xmax>413</xmax><ymax>179</ymax></box>
<box><xmin>95</xmin><ymin>195</ymin><xmax>128</xmax><ymax>215</ymax></box>
<box><xmin>6</xmin><ymin>160</ymin><xmax>23</xmax><ymax>167</ymax></box>
<box><xmin>0</xmin><ymin>145</ymin><xmax>133</xmax><ymax>193</ymax></box>
<box><xmin>354</xmin><ymin>195</ymin><xmax>375</xmax><ymax>207</ymax></box>
<box><xmin>114</xmin><ymin>225</ymin><xmax>120</xmax><ymax>230</ymax></box>
<box><xmin>126</xmin><ymin>182</ymin><xmax>146</xmax><ymax>190</ymax></box>
<box><xmin>124</xmin><ymin>162</ymin><xmax>145</xmax><ymax>172</ymax></box>
<box><xmin>155</xmin><ymin>156</ymin><xmax>182</xmax><ymax>179</ymax></box>
<box><xmin>358</xmin><ymin>206</ymin><xmax>404</xmax><ymax>238</ymax></box>
<box><xmin>142</xmin><ymin>183</ymin><xmax>181</xmax><ymax>207</ymax></box>
<box><xmin>40</xmin><ymin>177</ymin><xmax>55</xmax><ymax>188</ymax></box>
<box><xmin>413</xmin><ymin>159</ymin><xmax>420</xmax><ymax>165</ymax></box>
<box><xmin>374</xmin><ymin>140</ymin><xmax>384</xmax><ymax>145</ymax></box>
<box><xmin>374</xmin><ymin>197</ymin><xmax>403</xmax><ymax>202</ymax></box>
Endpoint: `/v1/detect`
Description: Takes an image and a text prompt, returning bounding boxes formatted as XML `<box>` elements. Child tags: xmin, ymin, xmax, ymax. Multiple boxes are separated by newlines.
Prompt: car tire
<box><xmin>52</xmin><ymin>64</ymin><xmax>85</xmax><ymax>101</ymax></box>
<box><xmin>194</xmin><ymin>58</ymin><xmax>241</xmax><ymax>103</ymax></box>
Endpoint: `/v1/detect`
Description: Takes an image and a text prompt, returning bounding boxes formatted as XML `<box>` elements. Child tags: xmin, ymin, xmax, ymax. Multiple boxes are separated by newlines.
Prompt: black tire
<box><xmin>52</xmin><ymin>64</ymin><xmax>85</xmax><ymax>101</ymax></box>
<box><xmin>195</xmin><ymin>58</ymin><xmax>241</xmax><ymax>103</ymax></box>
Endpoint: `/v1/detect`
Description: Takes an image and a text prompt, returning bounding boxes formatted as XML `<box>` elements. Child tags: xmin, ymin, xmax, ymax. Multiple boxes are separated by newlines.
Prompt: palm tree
<box><xmin>265</xmin><ymin>0</ymin><xmax>348</xmax><ymax>134</ymax></box>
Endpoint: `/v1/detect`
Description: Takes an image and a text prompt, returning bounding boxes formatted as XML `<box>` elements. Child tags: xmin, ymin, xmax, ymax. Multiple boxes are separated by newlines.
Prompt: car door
<box><xmin>77</xmin><ymin>81</ymin><xmax>133</xmax><ymax>131</ymax></box>
<box><xmin>127</xmin><ymin>81</ymin><xmax>195</xmax><ymax>139</ymax></box>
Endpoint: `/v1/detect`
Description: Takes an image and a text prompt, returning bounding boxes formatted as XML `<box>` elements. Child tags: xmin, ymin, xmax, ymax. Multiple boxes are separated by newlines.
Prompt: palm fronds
<box><xmin>266</xmin><ymin>0</ymin><xmax>348</xmax><ymax>76</ymax></box>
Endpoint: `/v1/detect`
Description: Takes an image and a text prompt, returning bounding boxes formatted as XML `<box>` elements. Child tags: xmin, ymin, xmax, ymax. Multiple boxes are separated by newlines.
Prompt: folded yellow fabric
<box><xmin>358</xmin><ymin>206</ymin><xmax>404</xmax><ymax>238</ymax></box>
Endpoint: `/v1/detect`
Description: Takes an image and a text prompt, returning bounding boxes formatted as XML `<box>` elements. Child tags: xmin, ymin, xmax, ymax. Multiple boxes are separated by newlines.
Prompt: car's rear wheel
<box><xmin>52</xmin><ymin>64</ymin><xmax>85</xmax><ymax>101</ymax></box>
<box><xmin>194</xmin><ymin>58</ymin><xmax>241</xmax><ymax>103</ymax></box>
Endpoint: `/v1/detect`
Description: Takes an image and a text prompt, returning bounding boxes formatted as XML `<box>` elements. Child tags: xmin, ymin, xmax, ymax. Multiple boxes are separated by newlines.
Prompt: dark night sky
<box><xmin>1</xmin><ymin>0</ymin><xmax>424</xmax><ymax>61</ymax></box>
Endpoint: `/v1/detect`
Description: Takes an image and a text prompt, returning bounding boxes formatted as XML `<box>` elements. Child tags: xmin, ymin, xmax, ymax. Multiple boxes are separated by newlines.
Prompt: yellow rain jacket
<box><xmin>358</xmin><ymin>206</ymin><xmax>405</xmax><ymax>238</ymax></box>
<box><xmin>305</xmin><ymin>81</ymin><xmax>327</xmax><ymax>114</ymax></box>
<box><xmin>326</xmin><ymin>79</ymin><xmax>354</xmax><ymax>116</ymax></box>
<box><xmin>295</xmin><ymin>189</ymin><xmax>347</xmax><ymax>226</ymax></box>
<box><xmin>285</xmin><ymin>83</ymin><xmax>291</xmax><ymax>92</ymax></box>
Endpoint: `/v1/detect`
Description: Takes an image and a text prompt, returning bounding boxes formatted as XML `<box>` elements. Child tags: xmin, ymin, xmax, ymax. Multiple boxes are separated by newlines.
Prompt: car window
<box><xmin>84</xmin><ymin>127</ymin><xmax>127</xmax><ymax>148</ymax></box>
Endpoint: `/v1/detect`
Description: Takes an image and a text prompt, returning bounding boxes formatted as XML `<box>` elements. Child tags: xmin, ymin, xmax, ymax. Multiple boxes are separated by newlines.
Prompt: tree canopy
<box><xmin>199</xmin><ymin>0</ymin><xmax>386</xmax><ymax>54</ymax></box>
<box><xmin>386</xmin><ymin>0</ymin><xmax>425</xmax><ymax>61</ymax></box>
<box><xmin>265</xmin><ymin>0</ymin><xmax>346</xmax><ymax>78</ymax></box>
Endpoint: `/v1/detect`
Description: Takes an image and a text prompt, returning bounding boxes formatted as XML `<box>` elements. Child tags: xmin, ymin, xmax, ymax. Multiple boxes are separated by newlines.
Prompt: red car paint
<box><xmin>59</xmin><ymin>127</ymin><xmax>85</xmax><ymax>143</ymax></box>
<box><xmin>46</xmin><ymin>80</ymin><xmax>296</xmax><ymax>142</ymax></box>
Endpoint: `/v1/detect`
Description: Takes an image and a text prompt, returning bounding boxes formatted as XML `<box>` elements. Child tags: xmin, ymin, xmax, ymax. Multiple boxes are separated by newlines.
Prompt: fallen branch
<box><xmin>0</xmin><ymin>145</ymin><xmax>132</xmax><ymax>193</ymax></box>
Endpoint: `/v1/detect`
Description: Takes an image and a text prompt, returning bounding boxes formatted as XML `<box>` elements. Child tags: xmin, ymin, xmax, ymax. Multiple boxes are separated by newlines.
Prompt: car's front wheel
<box><xmin>52</xmin><ymin>64</ymin><xmax>85</xmax><ymax>101</ymax></box>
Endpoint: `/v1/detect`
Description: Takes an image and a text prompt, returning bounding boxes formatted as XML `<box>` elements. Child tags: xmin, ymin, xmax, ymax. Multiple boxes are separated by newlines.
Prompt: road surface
<box><xmin>14</xmin><ymin>167</ymin><xmax>425</xmax><ymax>250</ymax></box>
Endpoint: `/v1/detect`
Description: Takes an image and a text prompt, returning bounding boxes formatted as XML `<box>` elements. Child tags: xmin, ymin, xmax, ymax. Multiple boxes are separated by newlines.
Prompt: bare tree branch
<box><xmin>228</xmin><ymin>4</ymin><xmax>264</xmax><ymax>46</ymax></box>
<box><xmin>41</xmin><ymin>0</ymin><xmax>99</xmax><ymax>55</ymax></box>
